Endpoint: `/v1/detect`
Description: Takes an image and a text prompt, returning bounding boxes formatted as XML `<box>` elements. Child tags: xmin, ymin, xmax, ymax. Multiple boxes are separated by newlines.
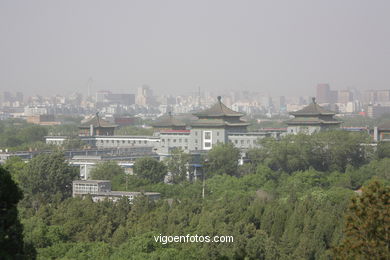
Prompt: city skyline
<box><xmin>1</xmin><ymin>0</ymin><xmax>390</xmax><ymax>97</ymax></box>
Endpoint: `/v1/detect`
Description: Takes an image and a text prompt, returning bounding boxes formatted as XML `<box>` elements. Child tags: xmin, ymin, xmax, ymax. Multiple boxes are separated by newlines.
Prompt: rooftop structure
<box><xmin>187</xmin><ymin>96</ymin><xmax>250</xmax><ymax>150</ymax></box>
<box><xmin>191</xmin><ymin>96</ymin><xmax>249</xmax><ymax>130</ymax></box>
<box><xmin>372</xmin><ymin>122</ymin><xmax>390</xmax><ymax>142</ymax></box>
<box><xmin>79</xmin><ymin>113</ymin><xmax>117</xmax><ymax>136</ymax></box>
<box><xmin>72</xmin><ymin>180</ymin><xmax>160</xmax><ymax>203</ymax></box>
<box><xmin>46</xmin><ymin>97</ymin><xmax>283</xmax><ymax>156</ymax></box>
<box><xmin>72</xmin><ymin>180</ymin><xmax>111</xmax><ymax>196</ymax></box>
<box><xmin>151</xmin><ymin>112</ymin><xmax>186</xmax><ymax>132</ymax></box>
<box><xmin>286</xmin><ymin>98</ymin><xmax>341</xmax><ymax>134</ymax></box>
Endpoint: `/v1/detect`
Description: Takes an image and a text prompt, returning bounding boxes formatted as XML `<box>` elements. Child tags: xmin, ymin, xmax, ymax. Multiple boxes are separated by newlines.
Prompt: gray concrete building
<box><xmin>72</xmin><ymin>180</ymin><xmax>160</xmax><ymax>203</ymax></box>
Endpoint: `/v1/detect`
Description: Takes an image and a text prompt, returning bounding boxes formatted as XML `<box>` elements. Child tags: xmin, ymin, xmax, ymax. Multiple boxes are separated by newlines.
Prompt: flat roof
<box><xmin>93</xmin><ymin>191</ymin><xmax>160</xmax><ymax>196</ymax></box>
<box><xmin>73</xmin><ymin>180</ymin><xmax>111</xmax><ymax>184</ymax></box>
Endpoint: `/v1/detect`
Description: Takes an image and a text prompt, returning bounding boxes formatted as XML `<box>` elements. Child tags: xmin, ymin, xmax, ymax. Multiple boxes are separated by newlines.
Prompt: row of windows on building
<box><xmin>97</xmin><ymin>139</ymin><xmax>153</xmax><ymax>145</ymax></box>
<box><xmin>161</xmin><ymin>138</ymin><xmax>188</xmax><ymax>143</ymax></box>
<box><xmin>161</xmin><ymin>145</ymin><xmax>189</xmax><ymax>150</ymax></box>
<box><xmin>230</xmin><ymin>139</ymin><xmax>258</xmax><ymax>146</ymax></box>
<box><xmin>194</xmin><ymin>131</ymin><xmax>221</xmax><ymax>137</ymax></box>
<box><xmin>73</xmin><ymin>184</ymin><xmax>98</xmax><ymax>193</ymax></box>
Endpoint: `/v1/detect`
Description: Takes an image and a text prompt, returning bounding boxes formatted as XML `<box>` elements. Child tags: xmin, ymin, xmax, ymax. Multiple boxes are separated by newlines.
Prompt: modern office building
<box><xmin>367</xmin><ymin>104</ymin><xmax>390</xmax><ymax>118</ymax></box>
<box><xmin>316</xmin><ymin>84</ymin><xmax>331</xmax><ymax>103</ymax></box>
<box><xmin>316</xmin><ymin>84</ymin><xmax>338</xmax><ymax>104</ymax></box>
<box><xmin>337</xmin><ymin>90</ymin><xmax>353</xmax><ymax>104</ymax></box>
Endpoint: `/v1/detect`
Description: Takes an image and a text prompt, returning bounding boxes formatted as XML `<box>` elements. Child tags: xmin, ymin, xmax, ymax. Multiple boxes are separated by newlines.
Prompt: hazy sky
<box><xmin>1</xmin><ymin>0</ymin><xmax>390</xmax><ymax>97</ymax></box>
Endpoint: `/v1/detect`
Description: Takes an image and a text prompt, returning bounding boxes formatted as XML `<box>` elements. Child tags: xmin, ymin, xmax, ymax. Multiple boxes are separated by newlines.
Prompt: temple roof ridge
<box><xmin>193</xmin><ymin>96</ymin><xmax>244</xmax><ymax>117</ymax></box>
<box><xmin>151</xmin><ymin>111</ymin><xmax>186</xmax><ymax>127</ymax></box>
<box><xmin>290</xmin><ymin>97</ymin><xmax>336</xmax><ymax>116</ymax></box>
<box><xmin>80</xmin><ymin>113</ymin><xmax>117</xmax><ymax>128</ymax></box>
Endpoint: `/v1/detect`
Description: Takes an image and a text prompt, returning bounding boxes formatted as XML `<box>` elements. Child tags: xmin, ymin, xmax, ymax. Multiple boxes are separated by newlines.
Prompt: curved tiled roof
<box><xmin>290</xmin><ymin>98</ymin><xmax>336</xmax><ymax>116</ymax></box>
<box><xmin>191</xmin><ymin>118</ymin><xmax>249</xmax><ymax>127</ymax></box>
<box><xmin>151</xmin><ymin>112</ymin><xmax>186</xmax><ymax>128</ymax></box>
<box><xmin>377</xmin><ymin>121</ymin><xmax>390</xmax><ymax>130</ymax></box>
<box><xmin>80</xmin><ymin>114</ymin><xmax>117</xmax><ymax>128</ymax></box>
<box><xmin>193</xmin><ymin>96</ymin><xmax>244</xmax><ymax>117</ymax></box>
<box><xmin>286</xmin><ymin>117</ymin><xmax>341</xmax><ymax>125</ymax></box>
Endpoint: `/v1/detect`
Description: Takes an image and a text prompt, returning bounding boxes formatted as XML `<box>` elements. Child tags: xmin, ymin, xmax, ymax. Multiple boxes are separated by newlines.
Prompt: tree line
<box><xmin>1</xmin><ymin>130</ymin><xmax>389</xmax><ymax>259</ymax></box>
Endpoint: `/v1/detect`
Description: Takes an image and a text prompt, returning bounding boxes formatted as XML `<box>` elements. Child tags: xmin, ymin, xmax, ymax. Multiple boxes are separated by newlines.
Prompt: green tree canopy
<box><xmin>165</xmin><ymin>148</ymin><xmax>190</xmax><ymax>183</ymax></box>
<box><xmin>3</xmin><ymin>156</ymin><xmax>26</xmax><ymax>184</ymax></box>
<box><xmin>376</xmin><ymin>141</ymin><xmax>390</xmax><ymax>159</ymax></box>
<box><xmin>133</xmin><ymin>157</ymin><xmax>167</xmax><ymax>183</ymax></box>
<box><xmin>0</xmin><ymin>119</ymin><xmax>54</xmax><ymax>151</ymax></box>
<box><xmin>0</xmin><ymin>166</ymin><xmax>32</xmax><ymax>259</ymax></box>
<box><xmin>62</xmin><ymin>136</ymin><xmax>86</xmax><ymax>150</ymax></box>
<box><xmin>205</xmin><ymin>142</ymin><xmax>241</xmax><ymax>176</ymax></box>
<box><xmin>90</xmin><ymin>161</ymin><xmax>126</xmax><ymax>190</ymax></box>
<box><xmin>90</xmin><ymin>161</ymin><xmax>125</xmax><ymax>181</ymax></box>
<box><xmin>251</xmin><ymin>131</ymin><xmax>372</xmax><ymax>173</ymax></box>
<box><xmin>115</xmin><ymin>125</ymin><xmax>153</xmax><ymax>136</ymax></box>
<box><xmin>18</xmin><ymin>152</ymin><xmax>78</xmax><ymax>209</ymax></box>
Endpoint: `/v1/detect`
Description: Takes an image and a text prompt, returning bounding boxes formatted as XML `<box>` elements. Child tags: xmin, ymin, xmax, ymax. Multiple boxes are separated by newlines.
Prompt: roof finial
<box><xmin>312</xmin><ymin>97</ymin><xmax>316</xmax><ymax>104</ymax></box>
<box><xmin>217</xmin><ymin>96</ymin><xmax>222</xmax><ymax>102</ymax></box>
<box><xmin>96</xmin><ymin>111</ymin><xmax>100</xmax><ymax>127</ymax></box>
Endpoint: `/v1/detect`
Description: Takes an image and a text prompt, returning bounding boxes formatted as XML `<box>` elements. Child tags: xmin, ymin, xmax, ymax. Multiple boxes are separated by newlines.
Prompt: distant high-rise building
<box><xmin>96</xmin><ymin>90</ymin><xmax>111</xmax><ymax>103</ymax></box>
<box><xmin>364</xmin><ymin>90</ymin><xmax>377</xmax><ymax>104</ymax></box>
<box><xmin>329</xmin><ymin>90</ymin><xmax>338</xmax><ymax>103</ymax></box>
<box><xmin>376</xmin><ymin>90</ymin><xmax>390</xmax><ymax>103</ymax></box>
<box><xmin>316</xmin><ymin>84</ymin><xmax>331</xmax><ymax>103</ymax></box>
<box><xmin>106</xmin><ymin>94</ymin><xmax>135</xmax><ymax>105</ymax></box>
<box><xmin>338</xmin><ymin>90</ymin><xmax>353</xmax><ymax>103</ymax></box>
<box><xmin>136</xmin><ymin>85</ymin><xmax>154</xmax><ymax>106</ymax></box>
<box><xmin>316</xmin><ymin>84</ymin><xmax>339</xmax><ymax>104</ymax></box>
<box><xmin>363</xmin><ymin>90</ymin><xmax>390</xmax><ymax>104</ymax></box>
<box><xmin>15</xmin><ymin>92</ymin><xmax>23</xmax><ymax>103</ymax></box>
<box><xmin>367</xmin><ymin>104</ymin><xmax>390</xmax><ymax>118</ymax></box>
<box><xmin>272</xmin><ymin>96</ymin><xmax>286</xmax><ymax>112</ymax></box>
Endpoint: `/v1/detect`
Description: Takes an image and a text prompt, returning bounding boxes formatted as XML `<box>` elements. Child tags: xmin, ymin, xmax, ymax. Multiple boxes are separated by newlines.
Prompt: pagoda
<box><xmin>79</xmin><ymin>113</ymin><xmax>117</xmax><ymax>136</ymax></box>
<box><xmin>190</xmin><ymin>96</ymin><xmax>249</xmax><ymax>150</ymax></box>
<box><xmin>286</xmin><ymin>97</ymin><xmax>341</xmax><ymax>134</ymax></box>
<box><xmin>151</xmin><ymin>112</ymin><xmax>186</xmax><ymax>132</ymax></box>
<box><xmin>191</xmin><ymin>96</ymin><xmax>249</xmax><ymax>132</ymax></box>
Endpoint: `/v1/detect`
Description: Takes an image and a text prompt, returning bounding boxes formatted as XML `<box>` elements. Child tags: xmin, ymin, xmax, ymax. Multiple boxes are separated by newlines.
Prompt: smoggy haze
<box><xmin>1</xmin><ymin>0</ymin><xmax>390</xmax><ymax>97</ymax></box>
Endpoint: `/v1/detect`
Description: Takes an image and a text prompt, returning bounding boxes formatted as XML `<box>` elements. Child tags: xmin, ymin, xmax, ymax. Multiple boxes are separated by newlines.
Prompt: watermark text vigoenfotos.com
<box><xmin>154</xmin><ymin>234</ymin><xmax>234</xmax><ymax>244</ymax></box>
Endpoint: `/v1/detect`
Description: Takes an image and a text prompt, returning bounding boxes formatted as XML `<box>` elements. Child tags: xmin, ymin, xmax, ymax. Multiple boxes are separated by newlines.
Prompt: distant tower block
<box><xmin>316</xmin><ymin>84</ymin><xmax>331</xmax><ymax>103</ymax></box>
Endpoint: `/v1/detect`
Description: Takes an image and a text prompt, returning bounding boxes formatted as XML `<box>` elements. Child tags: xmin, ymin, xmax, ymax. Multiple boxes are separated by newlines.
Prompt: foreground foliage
<box><xmin>333</xmin><ymin>181</ymin><xmax>390</xmax><ymax>259</ymax></box>
<box><xmin>2</xmin><ymin>131</ymin><xmax>389</xmax><ymax>259</ymax></box>
<box><xmin>0</xmin><ymin>166</ymin><xmax>35</xmax><ymax>259</ymax></box>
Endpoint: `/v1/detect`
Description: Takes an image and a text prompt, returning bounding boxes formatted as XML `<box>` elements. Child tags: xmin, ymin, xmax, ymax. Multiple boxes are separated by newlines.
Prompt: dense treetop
<box><xmin>1</xmin><ymin>130</ymin><xmax>389</xmax><ymax>259</ymax></box>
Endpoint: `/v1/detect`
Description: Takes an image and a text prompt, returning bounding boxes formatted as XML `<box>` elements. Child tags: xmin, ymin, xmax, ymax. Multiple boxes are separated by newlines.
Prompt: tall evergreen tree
<box><xmin>0</xmin><ymin>166</ymin><xmax>33</xmax><ymax>259</ymax></box>
<box><xmin>333</xmin><ymin>181</ymin><xmax>390</xmax><ymax>259</ymax></box>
